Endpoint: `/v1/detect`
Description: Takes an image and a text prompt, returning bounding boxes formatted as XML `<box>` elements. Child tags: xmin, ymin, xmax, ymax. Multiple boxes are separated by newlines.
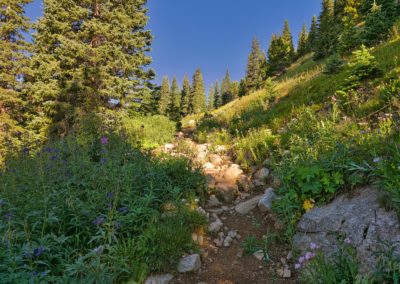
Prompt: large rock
<box><xmin>145</xmin><ymin>274</ymin><xmax>174</xmax><ymax>284</ymax></box>
<box><xmin>293</xmin><ymin>187</ymin><xmax>400</xmax><ymax>274</ymax></box>
<box><xmin>258</xmin><ymin>188</ymin><xmax>276</xmax><ymax>212</ymax></box>
<box><xmin>177</xmin><ymin>254</ymin><xmax>201</xmax><ymax>273</ymax></box>
<box><xmin>223</xmin><ymin>164</ymin><xmax>243</xmax><ymax>183</ymax></box>
<box><xmin>235</xmin><ymin>195</ymin><xmax>263</xmax><ymax>214</ymax></box>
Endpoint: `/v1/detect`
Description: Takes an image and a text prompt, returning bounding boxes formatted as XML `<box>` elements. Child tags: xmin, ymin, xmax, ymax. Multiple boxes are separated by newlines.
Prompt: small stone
<box><xmin>235</xmin><ymin>195</ymin><xmax>263</xmax><ymax>214</ymax></box>
<box><xmin>203</xmin><ymin>162</ymin><xmax>215</xmax><ymax>170</ymax></box>
<box><xmin>177</xmin><ymin>254</ymin><xmax>201</xmax><ymax>273</ymax></box>
<box><xmin>218</xmin><ymin>232</ymin><xmax>225</xmax><ymax>238</ymax></box>
<box><xmin>258</xmin><ymin>188</ymin><xmax>276</xmax><ymax>212</ymax></box>
<box><xmin>223</xmin><ymin>236</ymin><xmax>233</xmax><ymax>247</ymax></box>
<box><xmin>164</xmin><ymin>144</ymin><xmax>174</xmax><ymax>151</ymax></box>
<box><xmin>228</xmin><ymin>230</ymin><xmax>237</xmax><ymax>239</ymax></box>
<box><xmin>253</xmin><ymin>250</ymin><xmax>265</xmax><ymax>261</ymax></box>
<box><xmin>207</xmin><ymin>195</ymin><xmax>221</xmax><ymax>207</ymax></box>
<box><xmin>192</xmin><ymin>233</ymin><xmax>198</xmax><ymax>242</ymax></box>
<box><xmin>145</xmin><ymin>274</ymin><xmax>174</xmax><ymax>284</ymax></box>
<box><xmin>286</xmin><ymin>251</ymin><xmax>293</xmax><ymax>260</ymax></box>
<box><xmin>213</xmin><ymin>238</ymin><xmax>223</xmax><ymax>247</ymax></box>
<box><xmin>209</xmin><ymin>154</ymin><xmax>224</xmax><ymax>166</ymax></box>
<box><xmin>254</xmin><ymin>168</ymin><xmax>270</xmax><ymax>181</ymax></box>
<box><xmin>208</xmin><ymin>219</ymin><xmax>223</xmax><ymax>233</ymax></box>
<box><xmin>277</xmin><ymin>267</ymin><xmax>291</xmax><ymax>278</ymax></box>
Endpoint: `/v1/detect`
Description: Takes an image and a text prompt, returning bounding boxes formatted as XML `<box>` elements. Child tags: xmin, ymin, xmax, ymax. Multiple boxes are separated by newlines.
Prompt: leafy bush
<box><xmin>0</xmin><ymin>133</ymin><xmax>206</xmax><ymax>283</ymax></box>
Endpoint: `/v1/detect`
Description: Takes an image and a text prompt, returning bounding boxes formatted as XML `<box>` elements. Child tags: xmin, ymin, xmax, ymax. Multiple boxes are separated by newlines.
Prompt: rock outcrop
<box><xmin>293</xmin><ymin>187</ymin><xmax>400</xmax><ymax>273</ymax></box>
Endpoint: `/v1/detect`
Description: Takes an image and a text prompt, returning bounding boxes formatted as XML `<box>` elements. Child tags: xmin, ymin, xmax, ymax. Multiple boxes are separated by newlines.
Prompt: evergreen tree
<box><xmin>30</xmin><ymin>0</ymin><xmax>154</xmax><ymax>131</ymax></box>
<box><xmin>230</xmin><ymin>81</ymin><xmax>239</xmax><ymax>101</ymax></box>
<box><xmin>315</xmin><ymin>0</ymin><xmax>337</xmax><ymax>59</ymax></box>
<box><xmin>168</xmin><ymin>76</ymin><xmax>180</xmax><ymax>119</ymax></box>
<box><xmin>363</xmin><ymin>0</ymin><xmax>400</xmax><ymax>45</ymax></box>
<box><xmin>190</xmin><ymin>68</ymin><xmax>206</xmax><ymax>114</ymax></box>
<box><xmin>0</xmin><ymin>0</ymin><xmax>32</xmax><ymax>159</ymax></box>
<box><xmin>238</xmin><ymin>79</ymin><xmax>247</xmax><ymax>97</ymax></box>
<box><xmin>158</xmin><ymin>76</ymin><xmax>170</xmax><ymax>115</ymax></box>
<box><xmin>214</xmin><ymin>81</ymin><xmax>221</xmax><ymax>108</ymax></box>
<box><xmin>267</xmin><ymin>34</ymin><xmax>287</xmax><ymax>75</ymax></box>
<box><xmin>221</xmin><ymin>70</ymin><xmax>233</xmax><ymax>105</ymax></box>
<box><xmin>180</xmin><ymin>74</ymin><xmax>190</xmax><ymax>116</ymax></box>
<box><xmin>207</xmin><ymin>86</ymin><xmax>215</xmax><ymax>111</ymax></box>
<box><xmin>308</xmin><ymin>15</ymin><xmax>319</xmax><ymax>51</ymax></box>
<box><xmin>338</xmin><ymin>0</ymin><xmax>362</xmax><ymax>54</ymax></box>
<box><xmin>245</xmin><ymin>38</ymin><xmax>265</xmax><ymax>92</ymax></box>
<box><xmin>282</xmin><ymin>20</ymin><xmax>295</xmax><ymax>61</ymax></box>
<box><xmin>297</xmin><ymin>23</ymin><xmax>309</xmax><ymax>57</ymax></box>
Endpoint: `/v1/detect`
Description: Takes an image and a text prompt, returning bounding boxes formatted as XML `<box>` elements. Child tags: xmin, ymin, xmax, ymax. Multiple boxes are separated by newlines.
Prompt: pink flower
<box><xmin>332</xmin><ymin>96</ymin><xmax>337</xmax><ymax>102</ymax></box>
<box><xmin>101</xmin><ymin>136</ymin><xmax>109</xmax><ymax>145</ymax></box>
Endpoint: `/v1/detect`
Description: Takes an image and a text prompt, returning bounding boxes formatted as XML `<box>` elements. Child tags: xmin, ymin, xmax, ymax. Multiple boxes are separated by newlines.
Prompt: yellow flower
<box><xmin>303</xmin><ymin>199</ymin><xmax>315</xmax><ymax>212</ymax></box>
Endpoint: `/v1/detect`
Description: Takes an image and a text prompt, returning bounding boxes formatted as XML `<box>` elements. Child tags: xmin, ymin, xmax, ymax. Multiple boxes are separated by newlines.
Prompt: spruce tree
<box><xmin>0</xmin><ymin>0</ymin><xmax>32</xmax><ymax>159</ymax></box>
<box><xmin>221</xmin><ymin>70</ymin><xmax>233</xmax><ymax>105</ymax></box>
<box><xmin>158</xmin><ymin>76</ymin><xmax>170</xmax><ymax>115</ymax></box>
<box><xmin>338</xmin><ymin>0</ymin><xmax>362</xmax><ymax>54</ymax></box>
<box><xmin>207</xmin><ymin>86</ymin><xmax>215</xmax><ymax>111</ymax></box>
<box><xmin>315</xmin><ymin>0</ymin><xmax>337</xmax><ymax>59</ymax></box>
<box><xmin>180</xmin><ymin>75</ymin><xmax>190</xmax><ymax>116</ymax></box>
<box><xmin>308</xmin><ymin>15</ymin><xmax>319</xmax><ymax>52</ymax></box>
<box><xmin>230</xmin><ymin>81</ymin><xmax>239</xmax><ymax>101</ymax></box>
<box><xmin>214</xmin><ymin>81</ymin><xmax>221</xmax><ymax>108</ymax></box>
<box><xmin>282</xmin><ymin>20</ymin><xmax>295</xmax><ymax>62</ymax></box>
<box><xmin>30</xmin><ymin>0</ymin><xmax>154</xmax><ymax>130</ymax></box>
<box><xmin>267</xmin><ymin>34</ymin><xmax>287</xmax><ymax>75</ymax></box>
<box><xmin>245</xmin><ymin>38</ymin><xmax>265</xmax><ymax>92</ymax></box>
<box><xmin>238</xmin><ymin>79</ymin><xmax>247</xmax><ymax>97</ymax></box>
<box><xmin>190</xmin><ymin>68</ymin><xmax>206</xmax><ymax>114</ymax></box>
<box><xmin>297</xmin><ymin>23</ymin><xmax>309</xmax><ymax>57</ymax></box>
<box><xmin>168</xmin><ymin>76</ymin><xmax>180</xmax><ymax>120</ymax></box>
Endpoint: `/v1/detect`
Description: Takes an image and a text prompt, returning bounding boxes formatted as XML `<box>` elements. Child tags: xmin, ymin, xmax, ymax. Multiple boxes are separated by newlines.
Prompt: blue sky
<box><xmin>26</xmin><ymin>0</ymin><xmax>321</xmax><ymax>91</ymax></box>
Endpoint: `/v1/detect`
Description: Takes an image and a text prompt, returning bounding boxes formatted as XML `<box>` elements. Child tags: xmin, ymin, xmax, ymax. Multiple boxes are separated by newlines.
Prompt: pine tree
<box><xmin>158</xmin><ymin>76</ymin><xmax>170</xmax><ymax>115</ymax></box>
<box><xmin>221</xmin><ymin>70</ymin><xmax>233</xmax><ymax>105</ymax></box>
<box><xmin>190</xmin><ymin>68</ymin><xmax>206</xmax><ymax>114</ymax></box>
<box><xmin>338</xmin><ymin>0</ymin><xmax>362</xmax><ymax>54</ymax></box>
<box><xmin>282</xmin><ymin>20</ymin><xmax>295</xmax><ymax>61</ymax></box>
<box><xmin>297</xmin><ymin>23</ymin><xmax>309</xmax><ymax>57</ymax></box>
<box><xmin>315</xmin><ymin>0</ymin><xmax>337</xmax><ymax>59</ymax></box>
<box><xmin>180</xmin><ymin>75</ymin><xmax>190</xmax><ymax>116</ymax></box>
<box><xmin>0</xmin><ymin>0</ymin><xmax>32</xmax><ymax>160</ymax></box>
<box><xmin>30</xmin><ymin>0</ymin><xmax>154</xmax><ymax>131</ymax></box>
<box><xmin>238</xmin><ymin>79</ymin><xmax>247</xmax><ymax>97</ymax></box>
<box><xmin>168</xmin><ymin>76</ymin><xmax>180</xmax><ymax>119</ymax></box>
<box><xmin>308</xmin><ymin>15</ymin><xmax>319</xmax><ymax>51</ymax></box>
<box><xmin>267</xmin><ymin>34</ymin><xmax>287</xmax><ymax>75</ymax></box>
<box><xmin>207</xmin><ymin>86</ymin><xmax>215</xmax><ymax>111</ymax></box>
<box><xmin>245</xmin><ymin>38</ymin><xmax>266</xmax><ymax>92</ymax></box>
<box><xmin>214</xmin><ymin>81</ymin><xmax>221</xmax><ymax>108</ymax></box>
<box><xmin>230</xmin><ymin>81</ymin><xmax>239</xmax><ymax>101</ymax></box>
<box><xmin>363</xmin><ymin>0</ymin><xmax>400</xmax><ymax>45</ymax></box>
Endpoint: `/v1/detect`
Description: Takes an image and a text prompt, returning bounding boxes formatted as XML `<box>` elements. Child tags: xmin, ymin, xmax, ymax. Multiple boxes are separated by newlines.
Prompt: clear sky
<box><xmin>25</xmin><ymin>0</ymin><xmax>321</xmax><ymax>91</ymax></box>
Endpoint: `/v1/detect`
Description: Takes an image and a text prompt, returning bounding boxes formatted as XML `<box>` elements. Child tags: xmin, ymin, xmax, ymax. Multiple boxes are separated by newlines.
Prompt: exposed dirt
<box><xmin>172</xmin><ymin>209</ymin><xmax>296</xmax><ymax>284</ymax></box>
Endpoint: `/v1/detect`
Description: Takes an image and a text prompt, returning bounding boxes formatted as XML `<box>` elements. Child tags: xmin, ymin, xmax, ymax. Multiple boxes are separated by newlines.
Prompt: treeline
<box><xmin>0</xmin><ymin>0</ymin><xmax>153</xmax><ymax>158</ymax></box>
<box><xmin>155</xmin><ymin>69</ymin><xmax>244</xmax><ymax>120</ymax></box>
<box><xmin>242</xmin><ymin>0</ymin><xmax>400</xmax><ymax>95</ymax></box>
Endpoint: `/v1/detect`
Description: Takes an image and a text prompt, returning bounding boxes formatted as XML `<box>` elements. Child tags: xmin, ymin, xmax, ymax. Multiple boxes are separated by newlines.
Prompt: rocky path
<box><xmin>147</xmin><ymin>131</ymin><xmax>297</xmax><ymax>284</ymax></box>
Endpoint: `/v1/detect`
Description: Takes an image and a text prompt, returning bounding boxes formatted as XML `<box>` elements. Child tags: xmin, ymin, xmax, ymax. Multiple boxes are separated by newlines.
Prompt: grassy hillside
<box><xmin>183</xmin><ymin>38</ymin><xmax>400</xmax><ymax>239</ymax></box>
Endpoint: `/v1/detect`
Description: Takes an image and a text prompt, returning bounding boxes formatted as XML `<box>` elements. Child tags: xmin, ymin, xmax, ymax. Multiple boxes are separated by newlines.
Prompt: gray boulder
<box><xmin>177</xmin><ymin>254</ymin><xmax>201</xmax><ymax>273</ymax></box>
<box><xmin>145</xmin><ymin>274</ymin><xmax>174</xmax><ymax>284</ymax></box>
<box><xmin>258</xmin><ymin>188</ymin><xmax>276</xmax><ymax>212</ymax></box>
<box><xmin>293</xmin><ymin>187</ymin><xmax>400</xmax><ymax>274</ymax></box>
<box><xmin>235</xmin><ymin>195</ymin><xmax>263</xmax><ymax>214</ymax></box>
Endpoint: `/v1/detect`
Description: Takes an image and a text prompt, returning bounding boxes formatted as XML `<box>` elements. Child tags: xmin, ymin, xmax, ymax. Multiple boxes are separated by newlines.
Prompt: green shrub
<box><xmin>0</xmin><ymin>133</ymin><xmax>205</xmax><ymax>283</ymax></box>
<box><xmin>324</xmin><ymin>54</ymin><xmax>345</xmax><ymax>74</ymax></box>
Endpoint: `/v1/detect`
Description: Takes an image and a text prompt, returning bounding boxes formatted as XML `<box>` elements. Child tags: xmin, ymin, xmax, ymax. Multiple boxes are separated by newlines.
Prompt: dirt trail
<box><xmin>161</xmin><ymin>129</ymin><xmax>296</xmax><ymax>284</ymax></box>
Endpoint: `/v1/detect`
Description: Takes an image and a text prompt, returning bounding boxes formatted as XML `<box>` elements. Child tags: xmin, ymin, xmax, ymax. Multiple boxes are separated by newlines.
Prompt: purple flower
<box><xmin>92</xmin><ymin>215</ymin><xmax>106</xmax><ymax>226</ymax></box>
<box><xmin>114</xmin><ymin>222</ymin><xmax>121</xmax><ymax>230</ymax></box>
<box><xmin>118</xmin><ymin>207</ymin><xmax>128</xmax><ymax>214</ymax></box>
<box><xmin>373</xmin><ymin>157</ymin><xmax>381</xmax><ymax>163</ymax></box>
<box><xmin>344</xmin><ymin>238</ymin><xmax>352</xmax><ymax>244</ymax></box>
<box><xmin>310</xmin><ymin>243</ymin><xmax>318</xmax><ymax>250</ymax></box>
<box><xmin>298</xmin><ymin>256</ymin><xmax>305</xmax><ymax>264</ymax></box>
<box><xmin>106</xmin><ymin>192</ymin><xmax>114</xmax><ymax>199</ymax></box>
<box><xmin>101</xmin><ymin>136</ymin><xmax>109</xmax><ymax>145</ymax></box>
<box><xmin>4</xmin><ymin>212</ymin><xmax>14</xmax><ymax>220</ymax></box>
<box><xmin>305</xmin><ymin>252</ymin><xmax>315</xmax><ymax>260</ymax></box>
<box><xmin>33</xmin><ymin>246</ymin><xmax>45</xmax><ymax>257</ymax></box>
<box><xmin>294</xmin><ymin>263</ymin><xmax>301</xmax><ymax>270</ymax></box>
<box><xmin>100</xmin><ymin>158</ymin><xmax>108</xmax><ymax>164</ymax></box>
